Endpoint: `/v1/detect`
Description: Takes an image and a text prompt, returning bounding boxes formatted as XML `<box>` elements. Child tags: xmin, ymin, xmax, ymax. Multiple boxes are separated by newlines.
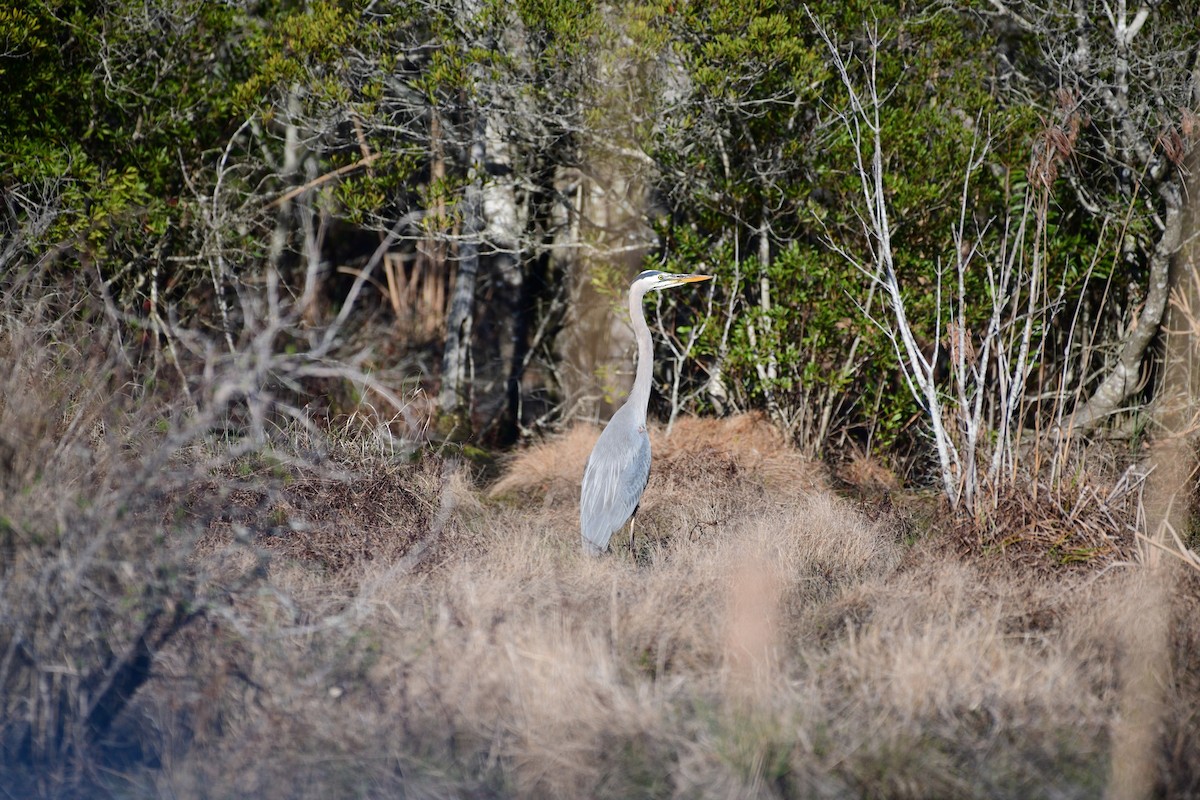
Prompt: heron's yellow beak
<box><xmin>661</xmin><ymin>273</ymin><xmax>713</xmax><ymax>287</ymax></box>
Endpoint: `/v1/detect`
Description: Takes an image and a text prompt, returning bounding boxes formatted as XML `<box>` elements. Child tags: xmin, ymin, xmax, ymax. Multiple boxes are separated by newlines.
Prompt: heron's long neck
<box><xmin>628</xmin><ymin>287</ymin><xmax>653</xmax><ymax>424</ymax></box>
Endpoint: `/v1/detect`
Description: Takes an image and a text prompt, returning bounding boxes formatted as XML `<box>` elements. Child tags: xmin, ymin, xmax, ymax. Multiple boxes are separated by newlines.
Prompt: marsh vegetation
<box><xmin>3</xmin><ymin>1</ymin><xmax>1200</xmax><ymax>796</ymax></box>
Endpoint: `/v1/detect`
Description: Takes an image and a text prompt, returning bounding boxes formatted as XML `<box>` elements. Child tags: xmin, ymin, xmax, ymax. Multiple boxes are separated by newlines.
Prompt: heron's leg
<box><xmin>628</xmin><ymin>514</ymin><xmax>636</xmax><ymax>557</ymax></box>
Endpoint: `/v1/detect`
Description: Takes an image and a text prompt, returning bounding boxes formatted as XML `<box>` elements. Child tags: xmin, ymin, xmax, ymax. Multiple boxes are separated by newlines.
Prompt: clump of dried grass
<box><xmin>777</xmin><ymin>560</ymin><xmax>1122</xmax><ymax>797</ymax></box>
<box><xmin>489</xmin><ymin>413</ymin><xmax>825</xmax><ymax>500</ymax></box>
<box><xmin>836</xmin><ymin>446</ymin><xmax>903</xmax><ymax>495</ymax></box>
<box><xmin>487</xmin><ymin>413</ymin><xmax>828</xmax><ymax>555</ymax></box>
<box><xmin>656</xmin><ymin>413</ymin><xmax>828</xmax><ymax>493</ymax></box>
<box><xmin>949</xmin><ymin>469</ymin><xmax>1142</xmax><ymax>575</ymax></box>
<box><xmin>487</xmin><ymin>424</ymin><xmax>599</xmax><ymax>504</ymax></box>
<box><xmin>193</xmin><ymin>448</ymin><xmax>448</xmax><ymax>575</ymax></box>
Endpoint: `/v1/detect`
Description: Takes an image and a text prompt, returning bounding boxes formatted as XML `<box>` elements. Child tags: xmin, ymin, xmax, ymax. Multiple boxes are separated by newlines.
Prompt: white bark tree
<box><xmin>980</xmin><ymin>0</ymin><xmax>1199</xmax><ymax>431</ymax></box>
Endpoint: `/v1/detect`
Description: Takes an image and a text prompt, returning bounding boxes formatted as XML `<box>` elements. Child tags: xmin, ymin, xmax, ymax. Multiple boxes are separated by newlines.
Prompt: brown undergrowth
<box><xmin>947</xmin><ymin>473</ymin><xmax>1143</xmax><ymax>576</ymax></box>
<box><xmin>4</xmin><ymin>290</ymin><xmax>1198</xmax><ymax>797</ymax></box>
<box><xmin>191</xmin><ymin>452</ymin><xmax>446</xmax><ymax>574</ymax></box>
<box><xmin>113</xmin><ymin>418</ymin><xmax>1196</xmax><ymax>799</ymax></box>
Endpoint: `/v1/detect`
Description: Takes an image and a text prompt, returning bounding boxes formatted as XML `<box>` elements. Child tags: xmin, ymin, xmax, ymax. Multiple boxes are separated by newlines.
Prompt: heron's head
<box><xmin>633</xmin><ymin>270</ymin><xmax>713</xmax><ymax>293</ymax></box>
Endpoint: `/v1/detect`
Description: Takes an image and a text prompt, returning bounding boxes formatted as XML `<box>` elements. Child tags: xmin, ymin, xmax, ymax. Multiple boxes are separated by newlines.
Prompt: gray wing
<box><xmin>580</xmin><ymin>423</ymin><xmax>651</xmax><ymax>555</ymax></box>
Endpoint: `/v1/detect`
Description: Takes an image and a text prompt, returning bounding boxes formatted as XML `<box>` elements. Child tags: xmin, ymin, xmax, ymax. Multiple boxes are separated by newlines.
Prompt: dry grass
<box><xmin>135</xmin><ymin>422</ymin><xmax>900</xmax><ymax>799</ymax></box>
<box><xmin>488</xmin><ymin>413</ymin><xmax>827</xmax><ymax>555</ymax></box>
<box><xmin>4</xmin><ymin>293</ymin><xmax>1199</xmax><ymax>798</ymax></box>
<box><xmin>89</xmin><ymin>419</ymin><xmax>1191</xmax><ymax>799</ymax></box>
<box><xmin>192</xmin><ymin>451</ymin><xmax>446</xmax><ymax>574</ymax></box>
<box><xmin>947</xmin><ymin>475</ymin><xmax>1142</xmax><ymax>576</ymax></box>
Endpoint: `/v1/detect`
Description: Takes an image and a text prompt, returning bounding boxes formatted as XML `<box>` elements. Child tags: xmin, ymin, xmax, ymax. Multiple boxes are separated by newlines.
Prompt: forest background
<box><xmin>2</xmin><ymin>0</ymin><xmax>1200</xmax><ymax>797</ymax></box>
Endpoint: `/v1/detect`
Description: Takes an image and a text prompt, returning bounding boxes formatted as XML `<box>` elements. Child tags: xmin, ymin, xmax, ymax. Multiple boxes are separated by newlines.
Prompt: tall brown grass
<box><xmin>4</xmin><ymin>280</ymin><xmax>1199</xmax><ymax>798</ymax></box>
<box><xmin>105</xmin><ymin>416</ymin><xmax>1195</xmax><ymax>798</ymax></box>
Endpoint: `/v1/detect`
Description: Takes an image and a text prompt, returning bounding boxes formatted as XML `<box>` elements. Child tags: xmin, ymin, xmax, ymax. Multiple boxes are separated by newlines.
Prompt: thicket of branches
<box><xmin>2</xmin><ymin>0</ymin><xmax>1198</xmax><ymax>495</ymax></box>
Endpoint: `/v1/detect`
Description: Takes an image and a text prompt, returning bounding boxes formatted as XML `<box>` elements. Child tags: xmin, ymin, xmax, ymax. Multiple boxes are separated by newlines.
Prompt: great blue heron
<box><xmin>579</xmin><ymin>269</ymin><xmax>713</xmax><ymax>555</ymax></box>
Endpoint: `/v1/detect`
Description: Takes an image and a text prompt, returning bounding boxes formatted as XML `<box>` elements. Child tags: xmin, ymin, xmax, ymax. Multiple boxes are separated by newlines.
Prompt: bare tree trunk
<box><xmin>1067</xmin><ymin>182</ymin><xmax>1184</xmax><ymax>431</ymax></box>
<box><xmin>439</xmin><ymin>113</ymin><xmax>486</xmax><ymax>424</ymax></box>
<box><xmin>412</xmin><ymin>109</ymin><xmax>450</xmax><ymax>339</ymax></box>
<box><xmin>1060</xmin><ymin>1</ymin><xmax>1191</xmax><ymax>431</ymax></box>
<box><xmin>268</xmin><ymin>87</ymin><xmax>303</xmax><ymax>278</ymax></box>
<box><xmin>478</xmin><ymin>114</ymin><xmax>525</xmax><ymax>441</ymax></box>
<box><xmin>747</xmin><ymin>214</ymin><xmax>785</xmax><ymax>429</ymax></box>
